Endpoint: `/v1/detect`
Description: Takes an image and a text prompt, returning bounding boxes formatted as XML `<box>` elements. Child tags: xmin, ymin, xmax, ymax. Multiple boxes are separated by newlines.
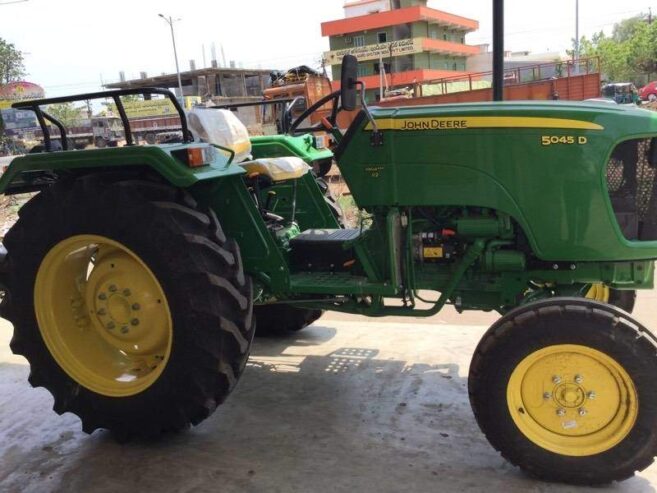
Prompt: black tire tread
<box><xmin>469</xmin><ymin>298</ymin><xmax>657</xmax><ymax>485</ymax></box>
<box><xmin>3</xmin><ymin>173</ymin><xmax>254</xmax><ymax>439</ymax></box>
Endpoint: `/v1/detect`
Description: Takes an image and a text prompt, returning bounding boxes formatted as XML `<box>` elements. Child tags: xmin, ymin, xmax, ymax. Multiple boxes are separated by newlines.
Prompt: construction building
<box><xmin>104</xmin><ymin>65</ymin><xmax>274</xmax><ymax>130</ymax></box>
<box><xmin>321</xmin><ymin>0</ymin><xmax>479</xmax><ymax>101</ymax></box>
<box><xmin>105</xmin><ymin>65</ymin><xmax>272</xmax><ymax>104</ymax></box>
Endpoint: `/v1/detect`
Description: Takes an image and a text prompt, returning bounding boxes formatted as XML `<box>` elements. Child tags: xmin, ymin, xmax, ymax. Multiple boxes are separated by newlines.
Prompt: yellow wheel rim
<box><xmin>586</xmin><ymin>284</ymin><xmax>611</xmax><ymax>303</ymax></box>
<box><xmin>507</xmin><ymin>344</ymin><xmax>638</xmax><ymax>456</ymax></box>
<box><xmin>34</xmin><ymin>235</ymin><xmax>173</xmax><ymax>397</ymax></box>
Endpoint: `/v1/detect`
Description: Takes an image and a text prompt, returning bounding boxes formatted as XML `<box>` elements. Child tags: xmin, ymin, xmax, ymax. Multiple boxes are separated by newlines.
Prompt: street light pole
<box><xmin>158</xmin><ymin>14</ymin><xmax>184</xmax><ymax>101</ymax></box>
<box><xmin>574</xmin><ymin>0</ymin><xmax>580</xmax><ymax>75</ymax></box>
<box><xmin>575</xmin><ymin>0</ymin><xmax>580</xmax><ymax>62</ymax></box>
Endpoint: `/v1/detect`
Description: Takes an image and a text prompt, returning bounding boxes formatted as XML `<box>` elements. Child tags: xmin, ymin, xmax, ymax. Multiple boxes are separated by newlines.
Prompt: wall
<box><xmin>329</xmin><ymin>26</ymin><xmax>394</xmax><ymax>50</ymax></box>
<box><xmin>414</xmin><ymin>53</ymin><xmax>467</xmax><ymax>71</ymax></box>
<box><xmin>344</xmin><ymin>0</ymin><xmax>391</xmax><ymax>18</ymax></box>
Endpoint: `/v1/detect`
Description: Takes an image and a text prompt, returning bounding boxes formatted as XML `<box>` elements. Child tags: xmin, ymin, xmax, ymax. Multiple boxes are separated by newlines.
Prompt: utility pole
<box><xmin>575</xmin><ymin>0</ymin><xmax>580</xmax><ymax>62</ymax></box>
<box><xmin>158</xmin><ymin>14</ymin><xmax>184</xmax><ymax>101</ymax></box>
<box><xmin>572</xmin><ymin>0</ymin><xmax>580</xmax><ymax>75</ymax></box>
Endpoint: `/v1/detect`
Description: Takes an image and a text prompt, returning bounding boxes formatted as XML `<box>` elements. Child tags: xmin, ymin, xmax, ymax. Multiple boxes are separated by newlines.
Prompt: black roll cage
<box><xmin>11</xmin><ymin>87</ymin><xmax>193</xmax><ymax>152</ymax></box>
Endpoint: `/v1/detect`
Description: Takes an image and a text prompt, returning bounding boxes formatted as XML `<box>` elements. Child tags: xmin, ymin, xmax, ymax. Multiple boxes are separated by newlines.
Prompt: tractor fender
<box><xmin>0</xmin><ymin>144</ymin><xmax>244</xmax><ymax>194</ymax></box>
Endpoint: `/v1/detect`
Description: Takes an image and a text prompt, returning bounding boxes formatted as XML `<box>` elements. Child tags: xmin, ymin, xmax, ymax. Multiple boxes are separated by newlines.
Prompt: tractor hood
<box><xmin>337</xmin><ymin>100</ymin><xmax>657</xmax><ymax>263</ymax></box>
<box><xmin>364</xmin><ymin>101</ymin><xmax>657</xmax><ymax>142</ymax></box>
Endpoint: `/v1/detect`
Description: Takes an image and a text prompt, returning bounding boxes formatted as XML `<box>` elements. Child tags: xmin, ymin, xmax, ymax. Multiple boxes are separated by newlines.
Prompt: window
<box><xmin>353</xmin><ymin>35</ymin><xmax>365</xmax><ymax>47</ymax></box>
<box><xmin>429</xmin><ymin>29</ymin><xmax>437</xmax><ymax>40</ymax></box>
<box><xmin>374</xmin><ymin>62</ymin><xmax>391</xmax><ymax>75</ymax></box>
<box><xmin>443</xmin><ymin>34</ymin><xmax>448</xmax><ymax>41</ymax></box>
<box><xmin>377</xmin><ymin>32</ymin><xmax>388</xmax><ymax>43</ymax></box>
<box><xmin>358</xmin><ymin>65</ymin><xmax>370</xmax><ymax>77</ymax></box>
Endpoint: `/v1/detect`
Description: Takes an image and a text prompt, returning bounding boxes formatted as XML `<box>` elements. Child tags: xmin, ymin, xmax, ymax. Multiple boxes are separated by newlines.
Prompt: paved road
<box><xmin>0</xmin><ymin>290</ymin><xmax>656</xmax><ymax>493</ymax></box>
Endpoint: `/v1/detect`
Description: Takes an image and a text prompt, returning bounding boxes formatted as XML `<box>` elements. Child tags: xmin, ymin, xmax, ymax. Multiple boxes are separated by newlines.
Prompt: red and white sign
<box><xmin>0</xmin><ymin>81</ymin><xmax>45</xmax><ymax>101</ymax></box>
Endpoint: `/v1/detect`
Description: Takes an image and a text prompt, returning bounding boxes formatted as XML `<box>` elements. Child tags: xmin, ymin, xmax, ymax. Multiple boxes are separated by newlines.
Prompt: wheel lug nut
<box><xmin>97</xmin><ymin>308</ymin><xmax>107</xmax><ymax>316</ymax></box>
<box><xmin>121</xmin><ymin>326</ymin><xmax>129</xmax><ymax>334</ymax></box>
<box><xmin>123</xmin><ymin>289</ymin><xmax>131</xmax><ymax>296</ymax></box>
<box><xmin>587</xmin><ymin>391</ymin><xmax>596</xmax><ymax>400</ymax></box>
<box><xmin>132</xmin><ymin>303</ymin><xmax>140</xmax><ymax>311</ymax></box>
<box><xmin>543</xmin><ymin>392</ymin><xmax>552</xmax><ymax>400</ymax></box>
<box><xmin>574</xmin><ymin>374</ymin><xmax>583</xmax><ymax>384</ymax></box>
<box><xmin>552</xmin><ymin>376</ymin><xmax>562</xmax><ymax>384</ymax></box>
<box><xmin>579</xmin><ymin>408</ymin><xmax>587</xmax><ymax>417</ymax></box>
<box><xmin>109</xmin><ymin>285</ymin><xmax>117</xmax><ymax>293</ymax></box>
<box><xmin>557</xmin><ymin>408</ymin><xmax>566</xmax><ymax>417</ymax></box>
<box><xmin>106</xmin><ymin>322</ymin><xmax>115</xmax><ymax>330</ymax></box>
<box><xmin>98</xmin><ymin>293</ymin><xmax>107</xmax><ymax>300</ymax></box>
<box><xmin>131</xmin><ymin>318</ymin><xmax>140</xmax><ymax>326</ymax></box>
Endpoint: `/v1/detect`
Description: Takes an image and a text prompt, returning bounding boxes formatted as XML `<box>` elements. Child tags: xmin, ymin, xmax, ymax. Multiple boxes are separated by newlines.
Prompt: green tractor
<box><xmin>3</xmin><ymin>8</ymin><xmax>657</xmax><ymax>485</ymax></box>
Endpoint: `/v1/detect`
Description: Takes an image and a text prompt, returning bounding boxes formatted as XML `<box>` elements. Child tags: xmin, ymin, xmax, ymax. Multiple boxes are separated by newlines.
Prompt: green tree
<box><xmin>612</xmin><ymin>14</ymin><xmax>650</xmax><ymax>42</ymax></box>
<box><xmin>578</xmin><ymin>14</ymin><xmax>657</xmax><ymax>84</ymax></box>
<box><xmin>46</xmin><ymin>103</ymin><xmax>85</xmax><ymax>127</ymax></box>
<box><xmin>0</xmin><ymin>38</ymin><xmax>26</xmax><ymax>85</ymax></box>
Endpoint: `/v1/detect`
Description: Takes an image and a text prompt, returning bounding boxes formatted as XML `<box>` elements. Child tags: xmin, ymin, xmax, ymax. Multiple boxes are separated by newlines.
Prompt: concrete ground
<box><xmin>1</xmin><ymin>290</ymin><xmax>657</xmax><ymax>493</ymax></box>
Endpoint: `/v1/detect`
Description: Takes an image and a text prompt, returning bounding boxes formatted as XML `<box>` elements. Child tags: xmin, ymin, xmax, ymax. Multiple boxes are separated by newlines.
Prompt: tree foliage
<box><xmin>0</xmin><ymin>38</ymin><xmax>26</xmax><ymax>85</ymax></box>
<box><xmin>46</xmin><ymin>103</ymin><xmax>86</xmax><ymax>127</ymax></box>
<box><xmin>579</xmin><ymin>14</ymin><xmax>657</xmax><ymax>84</ymax></box>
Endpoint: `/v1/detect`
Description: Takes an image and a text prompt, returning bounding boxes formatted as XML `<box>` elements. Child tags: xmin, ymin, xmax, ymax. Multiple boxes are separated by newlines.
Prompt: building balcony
<box><xmin>422</xmin><ymin>38</ymin><xmax>479</xmax><ymax>57</ymax></box>
<box><xmin>324</xmin><ymin>37</ymin><xmax>479</xmax><ymax>66</ymax></box>
<box><xmin>321</xmin><ymin>5</ymin><xmax>479</xmax><ymax>37</ymax></box>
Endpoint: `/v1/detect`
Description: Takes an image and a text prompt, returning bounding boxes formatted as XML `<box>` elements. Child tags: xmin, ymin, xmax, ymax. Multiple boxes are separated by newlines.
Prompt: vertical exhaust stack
<box><xmin>492</xmin><ymin>0</ymin><xmax>504</xmax><ymax>102</ymax></box>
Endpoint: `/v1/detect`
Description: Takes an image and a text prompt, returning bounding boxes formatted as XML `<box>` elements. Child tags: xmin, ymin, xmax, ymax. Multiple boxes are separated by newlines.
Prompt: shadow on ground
<box><xmin>0</xmin><ymin>324</ymin><xmax>654</xmax><ymax>493</ymax></box>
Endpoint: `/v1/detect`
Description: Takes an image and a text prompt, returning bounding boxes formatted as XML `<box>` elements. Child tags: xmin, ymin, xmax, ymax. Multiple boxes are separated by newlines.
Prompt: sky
<box><xmin>1</xmin><ymin>0</ymin><xmax>655</xmax><ymax>97</ymax></box>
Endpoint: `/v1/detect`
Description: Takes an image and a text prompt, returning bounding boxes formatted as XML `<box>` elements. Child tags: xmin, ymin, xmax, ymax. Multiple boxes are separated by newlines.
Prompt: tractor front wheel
<box><xmin>469</xmin><ymin>298</ymin><xmax>657</xmax><ymax>484</ymax></box>
<box><xmin>3</xmin><ymin>174</ymin><xmax>254</xmax><ymax>439</ymax></box>
<box><xmin>586</xmin><ymin>283</ymin><xmax>636</xmax><ymax>313</ymax></box>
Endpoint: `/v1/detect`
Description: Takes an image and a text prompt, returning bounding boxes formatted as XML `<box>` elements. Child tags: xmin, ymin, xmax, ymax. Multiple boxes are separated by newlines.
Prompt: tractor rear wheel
<box><xmin>469</xmin><ymin>298</ymin><xmax>657</xmax><ymax>485</ymax></box>
<box><xmin>3</xmin><ymin>174</ymin><xmax>254</xmax><ymax>439</ymax></box>
<box><xmin>254</xmin><ymin>304</ymin><xmax>323</xmax><ymax>337</ymax></box>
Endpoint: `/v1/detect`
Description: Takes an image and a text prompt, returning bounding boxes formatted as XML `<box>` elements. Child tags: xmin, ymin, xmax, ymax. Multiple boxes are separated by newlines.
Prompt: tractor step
<box><xmin>289</xmin><ymin>271</ymin><xmax>381</xmax><ymax>295</ymax></box>
<box><xmin>290</xmin><ymin>229</ymin><xmax>360</xmax><ymax>272</ymax></box>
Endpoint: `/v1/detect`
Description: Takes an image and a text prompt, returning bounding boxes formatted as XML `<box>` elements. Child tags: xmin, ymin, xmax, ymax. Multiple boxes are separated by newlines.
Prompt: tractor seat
<box><xmin>187</xmin><ymin>107</ymin><xmax>310</xmax><ymax>182</ymax></box>
<box><xmin>240</xmin><ymin>157</ymin><xmax>310</xmax><ymax>182</ymax></box>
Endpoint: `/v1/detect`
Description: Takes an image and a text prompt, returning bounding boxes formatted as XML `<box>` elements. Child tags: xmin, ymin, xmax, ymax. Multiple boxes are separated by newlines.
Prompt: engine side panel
<box><xmin>338</xmin><ymin>102</ymin><xmax>657</xmax><ymax>262</ymax></box>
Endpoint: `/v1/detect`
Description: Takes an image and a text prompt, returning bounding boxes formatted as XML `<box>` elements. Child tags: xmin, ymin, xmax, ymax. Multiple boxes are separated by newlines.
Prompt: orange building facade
<box><xmin>321</xmin><ymin>0</ymin><xmax>479</xmax><ymax>101</ymax></box>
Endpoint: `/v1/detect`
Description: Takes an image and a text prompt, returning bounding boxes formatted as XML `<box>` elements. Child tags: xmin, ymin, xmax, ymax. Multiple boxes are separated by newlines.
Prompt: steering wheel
<box><xmin>287</xmin><ymin>89</ymin><xmax>342</xmax><ymax>137</ymax></box>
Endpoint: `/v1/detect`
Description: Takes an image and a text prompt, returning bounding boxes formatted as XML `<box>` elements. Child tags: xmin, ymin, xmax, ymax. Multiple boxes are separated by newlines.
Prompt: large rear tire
<box><xmin>254</xmin><ymin>304</ymin><xmax>323</xmax><ymax>337</ymax></box>
<box><xmin>3</xmin><ymin>173</ymin><xmax>254</xmax><ymax>439</ymax></box>
<box><xmin>469</xmin><ymin>298</ymin><xmax>657</xmax><ymax>485</ymax></box>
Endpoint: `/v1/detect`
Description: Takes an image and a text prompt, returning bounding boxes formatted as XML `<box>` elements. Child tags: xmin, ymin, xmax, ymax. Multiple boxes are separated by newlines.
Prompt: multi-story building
<box><xmin>321</xmin><ymin>0</ymin><xmax>479</xmax><ymax>101</ymax></box>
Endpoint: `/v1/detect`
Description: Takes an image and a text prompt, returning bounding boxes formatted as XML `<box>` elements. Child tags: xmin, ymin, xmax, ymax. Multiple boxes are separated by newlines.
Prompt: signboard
<box><xmin>107</xmin><ymin>97</ymin><xmax>201</xmax><ymax>119</ymax></box>
<box><xmin>0</xmin><ymin>108</ymin><xmax>38</xmax><ymax>131</ymax></box>
<box><xmin>0</xmin><ymin>81</ymin><xmax>45</xmax><ymax>110</ymax></box>
<box><xmin>324</xmin><ymin>38</ymin><xmax>423</xmax><ymax>65</ymax></box>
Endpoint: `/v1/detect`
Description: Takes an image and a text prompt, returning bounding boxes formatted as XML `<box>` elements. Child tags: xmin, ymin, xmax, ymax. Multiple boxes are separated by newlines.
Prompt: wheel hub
<box><xmin>507</xmin><ymin>344</ymin><xmax>638</xmax><ymax>456</ymax></box>
<box><xmin>35</xmin><ymin>235</ymin><xmax>173</xmax><ymax>397</ymax></box>
<box><xmin>553</xmin><ymin>382</ymin><xmax>586</xmax><ymax>409</ymax></box>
